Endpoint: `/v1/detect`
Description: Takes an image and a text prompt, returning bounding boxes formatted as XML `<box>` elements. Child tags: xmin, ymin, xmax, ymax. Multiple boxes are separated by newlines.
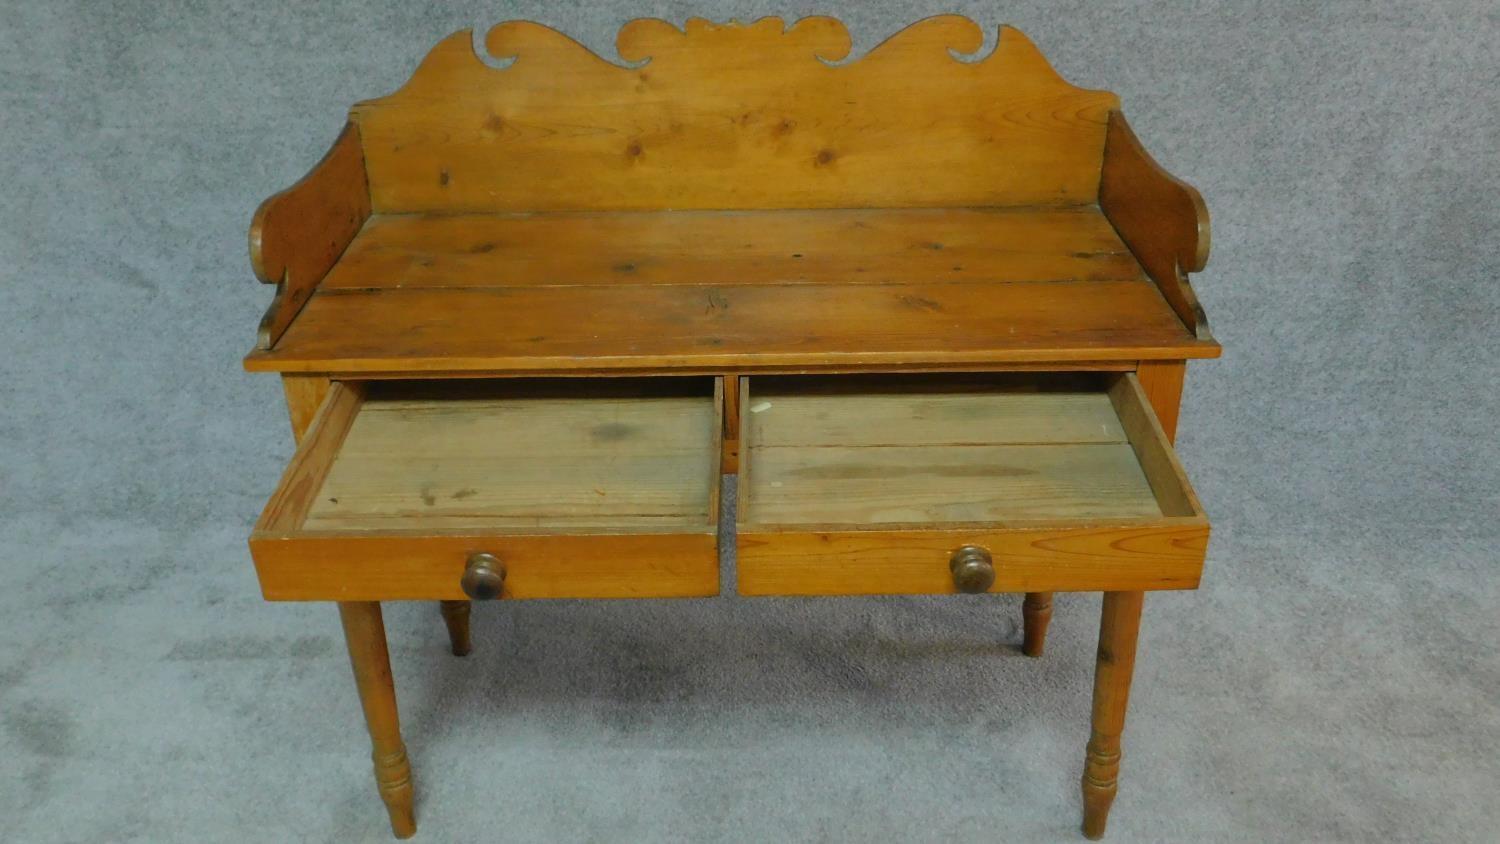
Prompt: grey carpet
<box><xmin>2</xmin><ymin>1</ymin><xmax>1497</xmax><ymax>842</ymax></box>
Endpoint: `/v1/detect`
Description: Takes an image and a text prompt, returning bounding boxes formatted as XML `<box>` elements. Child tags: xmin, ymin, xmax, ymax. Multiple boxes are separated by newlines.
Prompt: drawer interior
<box><xmin>739</xmin><ymin>373</ymin><xmax>1200</xmax><ymax>529</ymax></box>
<box><xmin>260</xmin><ymin>377</ymin><xmax>722</xmax><ymax>538</ymax></box>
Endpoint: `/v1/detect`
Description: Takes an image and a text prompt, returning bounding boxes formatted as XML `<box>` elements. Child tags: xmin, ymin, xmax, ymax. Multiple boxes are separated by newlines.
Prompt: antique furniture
<box><xmin>244</xmin><ymin>16</ymin><xmax>1216</xmax><ymax>839</ymax></box>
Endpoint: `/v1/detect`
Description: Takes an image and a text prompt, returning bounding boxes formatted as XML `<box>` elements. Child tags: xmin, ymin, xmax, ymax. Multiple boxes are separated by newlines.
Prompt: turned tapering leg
<box><xmin>439</xmin><ymin>600</ymin><xmax>472</xmax><ymax>656</ymax></box>
<box><xmin>1081</xmin><ymin>591</ymin><xmax>1144</xmax><ymax>840</ymax></box>
<box><xmin>339</xmin><ymin>602</ymin><xmax>416</xmax><ymax>839</ymax></box>
<box><xmin>1022</xmin><ymin>591</ymin><xmax>1053</xmax><ymax>657</ymax></box>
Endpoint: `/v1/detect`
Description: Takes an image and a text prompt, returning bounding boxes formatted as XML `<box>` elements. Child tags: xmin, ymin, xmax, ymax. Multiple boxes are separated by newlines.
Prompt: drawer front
<box><xmin>738</xmin><ymin>524</ymin><xmax>1206</xmax><ymax>596</ymax></box>
<box><xmin>250</xmin><ymin>378</ymin><xmax>723</xmax><ymax>601</ymax></box>
<box><xmin>252</xmin><ymin>532</ymin><xmax>717</xmax><ymax>601</ymax></box>
<box><xmin>736</xmin><ymin>373</ymin><xmax>1209</xmax><ymax>596</ymax></box>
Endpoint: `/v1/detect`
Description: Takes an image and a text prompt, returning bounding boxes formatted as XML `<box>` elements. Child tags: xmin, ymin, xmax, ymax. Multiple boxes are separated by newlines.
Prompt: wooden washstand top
<box><xmin>245</xmin><ymin>16</ymin><xmax>1215</xmax><ymax>376</ymax></box>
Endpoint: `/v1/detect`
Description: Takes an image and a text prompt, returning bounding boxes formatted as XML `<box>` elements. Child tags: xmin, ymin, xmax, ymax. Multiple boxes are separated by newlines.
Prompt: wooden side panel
<box><xmin>737</xmin><ymin>523</ymin><xmax>1207</xmax><ymax>595</ymax></box>
<box><xmin>249</xmin><ymin>123</ymin><xmax>371</xmax><ymax>349</ymax></box>
<box><xmin>1099</xmin><ymin>111</ymin><xmax>1211</xmax><ymax>336</ymax></box>
<box><xmin>1134</xmin><ymin>360</ymin><xmax>1185</xmax><ymax>442</ymax></box>
<box><xmin>281</xmin><ymin>375</ymin><xmax>332</xmax><ymax>442</ymax></box>
<box><xmin>722</xmin><ymin>375</ymin><xmax>741</xmax><ymax>473</ymax></box>
<box><xmin>256</xmin><ymin>382</ymin><xmax>366</xmax><ymax>534</ymax></box>
<box><xmin>353</xmin><ymin>17</ymin><xmax>1119</xmax><ymax>212</ymax></box>
<box><xmin>1108</xmin><ymin>374</ymin><xmax>1202</xmax><ymax>518</ymax></box>
<box><xmin>251</xmin><ymin>532</ymin><xmax>718</xmax><ymax>600</ymax></box>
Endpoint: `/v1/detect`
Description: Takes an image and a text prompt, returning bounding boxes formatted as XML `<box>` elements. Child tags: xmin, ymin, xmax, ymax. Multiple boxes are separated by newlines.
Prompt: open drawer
<box><xmin>736</xmin><ymin>373</ymin><xmax>1209</xmax><ymax>596</ymax></box>
<box><xmin>250</xmin><ymin>379</ymin><xmax>722</xmax><ymax>600</ymax></box>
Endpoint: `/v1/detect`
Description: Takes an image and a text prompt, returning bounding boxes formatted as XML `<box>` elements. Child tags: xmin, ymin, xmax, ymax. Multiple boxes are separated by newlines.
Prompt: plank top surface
<box><xmin>246</xmin><ymin>207</ymin><xmax>1217</xmax><ymax>373</ymax></box>
<box><xmin>304</xmin><ymin>393</ymin><xmax>717</xmax><ymax>531</ymax></box>
<box><xmin>742</xmin><ymin>386</ymin><xmax>1164</xmax><ymax>526</ymax></box>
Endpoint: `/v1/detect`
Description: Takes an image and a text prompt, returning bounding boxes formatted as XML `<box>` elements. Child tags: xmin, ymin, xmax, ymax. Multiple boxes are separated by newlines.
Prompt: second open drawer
<box><xmin>736</xmin><ymin>373</ymin><xmax>1210</xmax><ymax>596</ymax></box>
<box><xmin>250</xmin><ymin>378</ymin><xmax>722</xmax><ymax>601</ymax></box>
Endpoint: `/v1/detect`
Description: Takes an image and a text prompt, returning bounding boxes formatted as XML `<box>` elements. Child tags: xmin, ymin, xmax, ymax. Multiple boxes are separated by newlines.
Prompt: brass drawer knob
<box><xmin>460</xmin><ymin>552</ymin><xmax>506</xmax><ymax>600</ymax></box>
<box><xmin>949</xmin><ymin>545</ymin><xmax>995</xmax><ymax>593</ymax></box>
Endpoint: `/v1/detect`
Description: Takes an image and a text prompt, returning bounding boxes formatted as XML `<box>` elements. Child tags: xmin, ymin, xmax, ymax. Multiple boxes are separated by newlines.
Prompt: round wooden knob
<box><xmin>460</xmin><ymin>552</ymin><xmax>506</xmax><ymax>600</ymax></box>
<box><xmin>949</xmin><ymin>546</ymin><xmax>995</xmax><ymax>593</ymax></box>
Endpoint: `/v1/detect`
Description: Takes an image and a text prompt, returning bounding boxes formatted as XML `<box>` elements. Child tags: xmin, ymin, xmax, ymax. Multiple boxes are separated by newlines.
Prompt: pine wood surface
<box><xmin>353</xmin><ymin>17</ymin><xmax>1118</xmax><ymax>213</ymax></box>
<box><xmin>305</xmin><ymin>394</ymin><xmax>717</xmax><ymax>531</ymax></box>
<box><xmin>338</xmin><ymin>602</ymin><xmax>416</xmax><ymax>838</ymax></box>
<box><xmin>735</xmin><ymin>525</ymin><xmax>1206</xmax><ymax>596</ymax></box>
<box><xmin>254</xmin><ymin>532</ymin><xmax>719</xmax><ymax>601</ymax></box>
<box><xmin>735</xmin><ymin>374</ymin><xmax>1208</xmax><ymax>596</ymax></box>
<box><xmin>250</xmin><ymin>380</ymin><xmax>723</xmax><ymax>601</ymax></box>
<box><xmin>243</xmin><ymin>19</ymin><xmax>1221</xmax><ymax>374</ymax></box>
<box><xmin>317</xmin><ymin>207</ymin><xmax>1140</xmax><ymax>291</ymax></box>
<box><xmin>1081</xmin><ymin>590</ymin><xmax>1145</xmax><ymax>839</ymax></box>
<box><xmin>1100</xmin><ymin>112</ymin><xmax>1212</xmax><ymax>337</ymax></box>
<box><xmin>742</xmin><ymin>382</ymin><xmax>1164</xmax><ymax>527</ymax></box>
<box><xmin>250</xmin><ymin>123</ymin><xmax>370</xmax><ymax>350</ymax></box>
<box><xmin>242</xmin><ymin>16</ymin><xmax>1220</xmax><ymax>838</ymax></box>
<box><xmin>246</xmin><ymin>274</ymin><xmax>1213</xmax><ymax>374</ymax></box>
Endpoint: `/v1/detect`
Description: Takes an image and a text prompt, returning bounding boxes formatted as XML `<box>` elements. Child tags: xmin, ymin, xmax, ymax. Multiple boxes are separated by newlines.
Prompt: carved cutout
<box><xmin>350</xmin><ymin>16</ymin><xmax>1119</xmax><ymax>212</ymax></box>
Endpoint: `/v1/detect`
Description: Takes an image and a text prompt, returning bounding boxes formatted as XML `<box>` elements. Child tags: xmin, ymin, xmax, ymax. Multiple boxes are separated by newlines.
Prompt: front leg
<box><xmin>339</xmin><ymin>602</ymin><xmax>416</xmax><ymax>838</ymax></box>
<box><xmin>1080</xmin><ymin>591</ymin><xmax>1144</xmax><ymax>839</ymax></box>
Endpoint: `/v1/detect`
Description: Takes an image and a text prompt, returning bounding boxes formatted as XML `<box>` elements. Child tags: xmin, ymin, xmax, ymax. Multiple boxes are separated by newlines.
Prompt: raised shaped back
<box><xmin>350</xmin><ymin>16</ymin><xmax>1120</xmax><ymax>213</ymax></box>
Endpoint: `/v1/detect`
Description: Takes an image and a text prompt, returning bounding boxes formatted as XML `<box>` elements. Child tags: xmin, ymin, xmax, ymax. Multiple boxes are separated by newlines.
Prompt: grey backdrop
<box><xmin>2</xmin><ymin>1</ymin><xmax>1497</xmax><ymax>842</ymax></box>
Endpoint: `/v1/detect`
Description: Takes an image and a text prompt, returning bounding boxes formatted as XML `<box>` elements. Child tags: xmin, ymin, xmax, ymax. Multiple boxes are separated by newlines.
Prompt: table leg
<box><xmin>339</xmin><ymin>601</ymin><xmax>416</xmax><ymax>839</ymax></box>
<box><xmin>439</xmin><ymin>600</ymin><xmax>473</xmax><ymax>656</ymax></box>
<box><xmin>1080</xmin><ymin>591</ymin><xmax>1144</xmax><ymax>840</ymax></box>
<box><xmin>1021</xmin><ymin>591</ymin><xmax>1053</xmax><ymax>657</ymax></box>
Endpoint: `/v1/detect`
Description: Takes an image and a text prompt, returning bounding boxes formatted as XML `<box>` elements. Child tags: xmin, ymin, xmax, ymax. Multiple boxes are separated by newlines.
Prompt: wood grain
<box><xmin>281</xmin><ymin>375</ymin><xmax>332</xmax><ymax>441</ymax></box>
<box><xmin>735</xmin><ymin>524</ymin><xmax>1206</xmax><ymax>595</ymax></box>
<box><xmin>303</xmin><ymin>394</ymin><xmax>718</xmax><ymax>531</ymax></box>
<box><xmin>1108</xmin><ymin>374</ymin><xmax>1202</xmax><ymax>518</ymax></box>
<box><xmin>746</xmin><ymin>444</ymin><xmax>1163</xmax><ymax>525</ymax></box>
<box><xmin>746</xmin><ymin>386</ymin><xmax>1128</xmax><ymax>449</ymax></box>
<box><xmin>736</xmin><ymin>375</ymin><xmax>1208</xmax><ymax>595</ymax></box>
<box><xmin>1100</xmin><ymin>111</ymin><xmax>1211</xmax><ymax>337</ymax></box>
<box><xmin>245</xmin><ymin>277</ymin><xmax>1216</xmax><ymax>374</ymax></box>
<box><xmin>1134</xmin><ymin>360</ymin><xmax>1186</xmax><ymax>443</ymax></box>
<box><xmin>1081</xmin><ymin>590</ymin><xmax>1144</xmax><ymax>839</ymax></box>
<box><xmin>256</xmin><ymin>382</ymin><xmax>365</xmax><ymax>534</ymax></box>
<box><xmin>249</xmin><ymin>382</ymin><xmax>722</xmax><ymax>601</ymax></box>
<box><xmin>353</xmin><ymin>17</ymin><xmax>1118</xmax><ymax>212</ymax></box>
<box><xmin>253</xmin><ymin>532</ymin><xmax>718</xmax><ymax>601</ymax></box>
<box><xmin>338</xmin><ymin>602</ymin><xmax>416</xmax><ymax>838</ymax></box>
<box><xmin>263</xmin><ymin>362</ymin><xmax>1139</xmax><ymax>380</ymax></box>
<box><xmin>742</xmin><ymin>386</ymin><xmax>1160</xmax><ymax>526</ymax></box>
<box><xmin>722</xmin><ymin>375</ymin><xmax>741</xmax><ymax>473</ymax></box>
<box><xmin>250</xmin><ymin>123</ymin><xmax>371</xmax><ymax>349</ymax></box>
<box><xmin>317</xmin><ymin>207</ymin><xmax>1140</xmax><ymax>291</ymax></box>
<box><xmin>1022</xmin><ymin>591</ymin><xmax>1053</xmax><ymax>657</ymax></box>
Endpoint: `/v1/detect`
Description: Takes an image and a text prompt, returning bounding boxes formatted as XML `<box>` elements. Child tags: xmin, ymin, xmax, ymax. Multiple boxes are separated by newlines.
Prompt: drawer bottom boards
<box><xmin>248</xmin><ymin>373</ymin><xmax>1207</xmax><ymax>601</ymax></box>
